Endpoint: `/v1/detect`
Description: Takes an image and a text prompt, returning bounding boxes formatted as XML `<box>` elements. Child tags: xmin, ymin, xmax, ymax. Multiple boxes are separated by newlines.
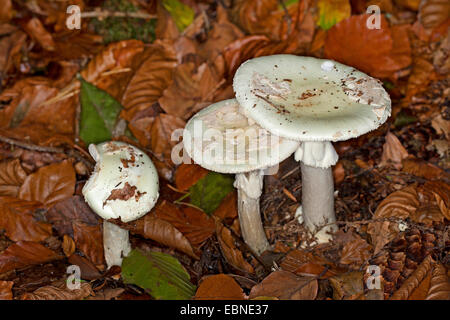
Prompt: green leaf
<box><xmin>162</xmin><ymin>0</ymin><xmax>195</xmax><ymax>32</ymax></box>
<box><xmin>79</xmin><ymin>78</ymin><xmax>123</xmax><ymax>145</ymax></box>
<box><xmin>317</xmin><ymin>0</ymin><xmax>351</xmax><ymax>30</ymax></box>
<box><xmin>394</xmin><ymin>111</ymin><xmax>417</xmax><ymax>128</ymax></box>
<box><xmin>189</xmin><ymin>172</ymin><xmax>234</xmax><ymax>215</ymax></box>
<box><xmin>122</xmin><ymin>249</ymin><xmax>196</xmax><ymax>300</ymax></box>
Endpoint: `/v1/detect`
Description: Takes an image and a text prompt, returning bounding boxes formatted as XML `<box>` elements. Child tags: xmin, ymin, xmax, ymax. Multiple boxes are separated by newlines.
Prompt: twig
<box><xmin>80</xmin><ymin>11</ymin><xmax>156</xmax><ymax>20</ymax></box>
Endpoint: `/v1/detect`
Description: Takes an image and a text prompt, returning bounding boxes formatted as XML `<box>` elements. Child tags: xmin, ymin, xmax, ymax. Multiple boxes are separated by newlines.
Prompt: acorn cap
<box><xmin>233</xmin><ymin>54</ymin><xmax>391</xmax><ymax>142</ymax></box>
<box><xmin>183</xmin><ymin>99</ymin><xmax>300</xmax><ymax>174</ymax></box>
<box><xmin>82</xmin><ymin>141</ymin><xmax>159</xmax><ymax>223</ymax></box>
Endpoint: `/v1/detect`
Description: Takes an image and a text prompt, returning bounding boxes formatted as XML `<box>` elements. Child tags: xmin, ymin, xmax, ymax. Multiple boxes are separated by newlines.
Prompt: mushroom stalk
<box><xmin>103</xmin><ymin>221</ymin><xmax>131</xmax><ymax>268</ymax></box>
<box><xmin>295</xmin><ymin>141</ymin><xmax>338</xmax><ymax>243</ymax></box>
<box><xmin>234</xmin><ymin>170</ymin><xmax>270</xmax><ymax>255</ymax></box>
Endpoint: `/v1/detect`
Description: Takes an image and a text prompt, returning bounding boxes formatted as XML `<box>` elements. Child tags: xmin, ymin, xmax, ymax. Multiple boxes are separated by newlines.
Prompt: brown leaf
<box><xmin>68</xmin><ymin>254</ymin><xmax>102</xmax><ymax>281</ymax></box>
<box><xmin>46</xmin><ymin>195</ymin><xmax>101</xmax><ymax>236</ymax></box>
<box><xmin>0</xmin><ymin>29</ymin><xmax>27</xmax><ymax>76</ymax></box>
<box><xmin>154</xmin><ymin>201</ymin><xmax>215</xmax><ymax>248</ymax></box>
<box><xmin>402</xmin><ymin>158</ymin><xmax>449</xmax><ymax>180</ymax></box>
<box><xmin>0</xmin><ymin>0</ymin><xmax>12</xmax><ymax>23</ymax></box>
<box><xmin>280</xmin><ymin>249</ymin><xmax>338</xmax><ymax>277</ymax></box>
<box><xmin>174</xmin><ymin>164</ymin><xmax>209</xmax><ymax>192</ymax></box>
<box><xmin>324</xmin><ymin>14</ymin><xmax>411</xmax><ymax>78</ymax></box>
<box><xmin>406</xmin><ymin>58</ymin><xmax>437</xmax><ymax>98</ymax></box>
<box><xmin>215</xmin><ymin>219</ymin><xmax>254</xmax><ymax>274</ymax></box>
<box><xmin>390</xmin><ymin>255</ymin><xmax>434</xmax><ymax>300</ymax></box>
<box><xmin>23</xmin><ymin>18</ymin><xmax>56</xmax><ymax>51</ymax></box>
<box><xmin>418</xmin><ymin>0</ymin><xmax>450</xmax><ymax>29</ymax></box>
<box><xmin>80</xmin><ymin>40</ymin><xmax>145</xmax><ymax>100</ymax></box>
<box><xmin>368</xmin><ymin>185</ymin><xmax>419</xmax><ymax>253</ymax></box>
<box><xmin>0</xmin><ymin>196</ymin><xmax>52</xmax><ymax>242</ymax></box>
<box><xmin>0</xmin><ymin>159</ymin><xmax>27</xmax><ymax>197</ymax></box>
<box><xmin>121</xmin><ymin>42</ymin><xmax>177</xmax><ymax>111</ymax></box>
<box><xmin>72</xmin><ymin>221</ymin><xmax>104</xmax><ymax>266</ymax></box>
<box><xmin>0</xmin><ymin>281</ymin><xmax>13</xmax><ymax>300</ymax></box>
<box><xmin>340</xmin><ymin>232</ymin><xmax>373</xmax><ymax>267</ymax></box>
<box><xmin>158</xmin><ymin>62</ymin><xmax>223</xmax><ymax>120</ymax></box>
<box><xmin>329</xmin><ymin>271</ymin><xmax>365</xmax><ymax>300</ymax></box>
<box><xmin>0</xmin><ymin>241</ymin><xmax>61</xmax><ymax>274</ymax></box>
<box><xmin>21</xmin><ymin>282</ymin><xmax>93</xmax><ymax>300</ymax></box>
<box><xmin>249</xmin><ymin>270</ymin><xmax>318</xmax><ymax>300</ymax></box>
<box><xmin>195</xmin><ymin>274</ymin><xmax>246</xmax><ymax>300</ymax></box>
<box><xmin>19</xmin><ymin>160</ymin><xmax>76</xmax><ymax>207</ymax></box>
<box><xmin>128</xmin><ymin>214</ymin><xmax>198</xmax><ymax>258</ymax></box>
<box><xmin>87</xmin><ymin>288</ymin><xmax>125</xmax><ymax>300</ymax></box>
<box><xmin>426</xmin><ymin>262</ymin><xmax>450</xmax><ymax>300</ymax></box>
<box><xmin>379</xmin><ymin>132</ymin><xmax>409</xmax><ymax>169</ymax></box>
<box><xmin>213</xmin><ymin>191</ymin><xmax>238</xmax><ymax>221</ymax></box>
<box><xmin>62</xmin><ymin>235</ymin><xmax>75</xmax><ymax>257</ymax></box>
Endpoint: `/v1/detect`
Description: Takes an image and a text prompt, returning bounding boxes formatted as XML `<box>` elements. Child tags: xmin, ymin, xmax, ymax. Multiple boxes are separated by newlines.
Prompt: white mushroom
<box><xmin>82</xmin><ymin>141</ymin><xmax>159</xmax><ymax>268</ymax></box>
<box><xmin>183</xmin><ymin>99</ymin><xmax>300</xmax><ymax>255</ymax></box>
<box><xmin>233</xmin><ymin>54</ymin><xmax>391</xmax><ymax>244</ymax></box>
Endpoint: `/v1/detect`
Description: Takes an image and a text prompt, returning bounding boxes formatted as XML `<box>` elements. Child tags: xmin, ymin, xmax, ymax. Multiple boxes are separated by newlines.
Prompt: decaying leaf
<box><xmin>249</xmin><ymin>270</ymin><xmax>318</xmax><ymax>300</ymax></box>
<box><xmin>280</xmin><ymin>249</ymin><xmax>337</xmax><ymax>277</ymax></box>
<box><xmin>72</xmin><ymin>220</ymin><xmax>104</xmax><ymax>266</ymax></box>
<box><xmin>339</xmin><ymin>232</ymin><xmax>373</xmax><ymax>267</ymax></box>
<box><xmin>426</xmin><ymin>262</ymin><xmax>450</xmax><ymax>300</ymax></box>
<box><xmin>329</xmin><ymin>271</ymin><xmax>365</xmax><ymax>300</ymax></box>
<box><xmin>174</xmin><ymin>164</ymin><xmax>209</xmax><ymax>192</ymax></box>
<box><xmin>418</xmin><ymin>0</ymin><xmax>450</xmax><ymax>29</ymax></box>
<box><xmin>0</xmin><ymin>281</ymin><xmax>13</xmax><ymax>300</ymax></box>
<box><xmin>0</xmin><ymin>159</ymin><xmax>27</xmax><ymax>197</ymax></box>
<box><xmin>21</xmin><ymin>282</ymin><xmax>93</xmax><ymax>300</ymax></box>
<box><xmin>402</xmin><ymin>158</ymin><xmax>449</xmax><ymax>180</ymax></box>
<box><xmin>195</xmin><ymin>274</ymin><xmax>246</xmax><ymax>300</ymax></box>
<box><xmin>379</xmin><ymin>132</ymin><xmax>409</xmax><ymax>169</ymax></box>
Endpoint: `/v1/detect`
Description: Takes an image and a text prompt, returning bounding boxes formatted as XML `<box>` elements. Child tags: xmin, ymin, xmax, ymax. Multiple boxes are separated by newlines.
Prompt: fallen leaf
<box><xmin>72</xmin><ymin>220</ymin><xmax>105</xmax><ymax>266</ymax></box>
<box><xmin>379</xmin><ymin>132</ymin><xmax>409</xmax><ymax>169</ymax></box>
<box><xmin>21</xmin><ymin>282</ymin><xmax>93</xmax><ymax>300</ymax></box>
<box><xmin>426</xmin><ymin>262</ymin><xmax>450</xmax><ymax>300</ymax></box>
<box><xmin>23</xmin><ymin>18</ymin><xmax>56</xmax><ymax>51</ymax></box>
<box><xmin>340</xmin><ymin>232</ymin><xmax>373</xmax><ymax>267</ymax></box>
<box><xmin>418</xmin><ymin>0</ymin><xmax>450</xmax><ymax>29</ymax></box>
<box><xmin>402</xmin><ymin>158</ymin><xmax>449</xmax><ymax>180</ymax></box>
<box><xmin>195</xmin><ymin>274</ymin><xmax>246</xmax><ymax>300</ymax></box>
<box><xmin>213</xmin><ymin>191</ymin><xmax>238</xmax><ymax>221</ymax></box>
<box><xmin>18</xmin><ymin>160</ymin><xmax>76</xmax><ymax>207</ymax></box>
<box><xmin>87</xmin><ymin>288</ymin><xmax>125</xmax><ymax>300</ymax></box>
<box><xmin>0</xmin><ymin>159</ymin><xmax>27</xmax><ymax>197</ymax></box>
<box><xmin>406</xmin><ymin>58</ymin><xmax>437</xmax><ymax>99</ymax></box>
<box><xmin>249</xmin><ymin>270</ymin><xmax>318</xmax><ymax>300</ymax></box>
<box><xmin>0</xmin><ymin>0</ymin><xmax>12</xmax><ymax>23</ymax></box>
<box><xmin>324</xmin><ymin>14</ymin><xmax>411</xmax><ymax>78</ymax></box>
<box><xmin>121</xmin><ymin>249</ymin><xmax>196</xmax><ymax>300</ymax></box>
<box><xmin>0</xmin><ymin>196</ymin><xmax>52</xmax><ymax>242</ymax></box>
<box><xmin>68</xmin><ymin>254</ymin><xmax>102</xmax><ymax>281</ymax></box>
<box><xmin>0</xmin><ymin>241</ymin><xmax>61</xmax><ymax>274</ymax></box>
<box><xmin>62</xmin><ymin>235</ymin><xmax>76</xmax><ymax>257</ymax></box>
<box><xmin>317</xmin><ymin>0</ymin><xmax>351</xmax><ymax>30</ymax></box>
<box><xmin>162</xmin><ymin>0</ymin><xmax>195</xmax><ymax>32</ymax></box>
<box><xmin>329</xmin><ymin>271</ymin><xmax>364</xmax><ymax>300</ymax></box>
<box><xmin>175</xmin><ymin>164</ymin><xmax>209</xmax><ymax>192</ymax></box>
<box><xmin>280</xmin><ymin>249</ymin><xmax>337</xmax><ymax>277</ymax></box>
<box><xmin>0</xmin><ymin>281</ymin><xmax>13</xmax><ymax>300</ymax></box>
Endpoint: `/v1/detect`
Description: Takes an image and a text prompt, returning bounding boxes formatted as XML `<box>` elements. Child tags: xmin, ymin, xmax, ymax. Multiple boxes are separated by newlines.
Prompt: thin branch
<box><xmin>80</xmin><ymin>10</ymin><xmax>156</xmax><ymax>20</ymax></box>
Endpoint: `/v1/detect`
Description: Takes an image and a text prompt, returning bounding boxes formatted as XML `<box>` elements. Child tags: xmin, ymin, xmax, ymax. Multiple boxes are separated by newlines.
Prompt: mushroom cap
<box><xmin>233</xmin><ymin>54</ymin><xmax>391</xmax><ymax>142</ymax></box>
<box><xmin>82</xmin><ymin>141</ymin><xmax>159</xmax><ymax>223</ymax></box>
<box><xmin>183</xmin><ymin>99</ymin><xmax>300</xmax><ymax>174</ymax></box>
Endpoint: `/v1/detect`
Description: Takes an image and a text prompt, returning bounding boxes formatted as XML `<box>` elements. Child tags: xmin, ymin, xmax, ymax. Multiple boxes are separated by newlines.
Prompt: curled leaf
<box><xmin>21</xmin><ymin>282</ymin><xmax>93</xmax><ymax>300</ymax></box>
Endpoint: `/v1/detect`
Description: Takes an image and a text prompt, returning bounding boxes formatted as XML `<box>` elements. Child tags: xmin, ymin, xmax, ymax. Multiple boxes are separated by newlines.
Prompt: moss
<box><xmin>90</xmin><ymin>0</ymin><xmax>156</xmax><ymax>44</ymax></box>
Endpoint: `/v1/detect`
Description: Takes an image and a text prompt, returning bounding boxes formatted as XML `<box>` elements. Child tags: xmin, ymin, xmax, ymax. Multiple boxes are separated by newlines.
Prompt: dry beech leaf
<box><xmin>406</xmin><ymin>58</ymin><xmax>437</xmax><ymax>98</ymax></box>
<box><xmin>72</xmin><ymin>220</ymin><xmax>104</xmax><ymax>266</ymax></box>
<box><xmin>368</xmin><ymin>186</ymin><xmax>419</xmax><ymax>254</ymax></box>
<box><xmin>324</xmin><ymin>14</ymin><xmax>411</xmax><ymax>78</ymax></box>
<box><xmin>213</xmin><ymin>191</ymin><xmax>238</xmax><ymax>221</ymax></box>
<box><xmin>23</xmin><ymin>17</ymin><xmax>56</xmax><ymax>51</ymax></box>
<box><xmin>0</xmin><ymin>159</ymin><xmax>27</xmax><ymax>197</ymax></box>
<box><xmin>329</xmin><ymin>271</ymin><xmax>364</xmax><ymax>300</ymax></box>
<box><xmin>121</xmin><ymin>42</ymin><xmax>177</xmax><ymax>111</ymax></box>
<box><xmin>195</xmin><ymin>274</ymin><xmax>246</xmax><ymax>300</ymax></box>
<box><xmin>433</xmin><ymin>31</ymin><xmax>450</xmax><ymax>75</ymax></box>
<box><xmin>0</xmin><ymin>0</ymin><xmax>12</xmax><ymax>23</ymax></box>
<box><xmin>0</xmin><ymin>196</ymin><xmax>52</xmax><ymax>242</ymax></box>
<box><xmin>426</xmin><ymin>262</ymin><xmax>450</xmax><ymax>300</ymax></box>
<box><xmin>158</xmin><ymin>61</ymin><xmax>223</xmax><ymax>120</ymax></box>
<box><xmin>0</xmin><ymin>241</ymin><xmax>61</xmax><ymax>274</ymax></box>
<box><xmin>0</xmin><ymin>29</ymin><xmax>27</xmax><ymax>76</ymax></box>
<box><xmin>379</xmin><ymin>132</ymin><xmax>409</xmax><ymax>169</ymax></box>
<box><xmin>21</xmin><ymin>282</ymin><xmax>93</xmax><ymax>300</ymax></box>
<box><xmin>431</xmin><ymin>114</ymin><xmax>450</xmax><ymax>140</ymax></box>
<box><xmin>418</xmin><ymin>0</ymin><xmax>450</xmax><ymax>29</ymax></box>
<box><xmin>175</xmin><ymin>164</ymin><xmax>209</xmax><ymax>192</ymax></box>
<box><xmin>68</xmin><ymin>254</ymin><xmax>102</xmax><ymax>281</ymax></box>
<box><xmin>19</xmin><ymin>160</ymin><xmax>76</xmax><ymax>207</ymax></box>
<box><xmin>46</xmin><ymin>195</ymin><xmax>101</xmax><ymax>236</ymax></box>
<box><xmin>88</xmin><ymin>288</ymin><xmax>125</xmax><ymax>300</ymax></box>
<box><xmin>154</xmin><ymin>201</ymin><xmax>215</xmax><ymax>249</ymax></box>
<box><xmin>280</xmin><ymin>249</ymin><xmax>337</xmax><ymax>277</ymax></box>
<box><xmin>0</xmin><ymin>281</ymin><xmax>13</xmax><ymax>300</ymax></box>
<box><xmin>126</xmin><ymin>214</ymin><xmax>198</xmax><ymax>259</ymax></box>
<box><xmin>249</xmin><ymin>270</ymin><xmax>318</xmax><ymax>300</ymax></box>
<box><xmin>62</xmin><ymin>235</ymin><xmax>76</xmax><ymax>258</ymax></box>
<box><xmin>80</xmin><ymin>40</ymin><xmax>145</xmax><ymax>100</ymax></box>
<box><xmin>402</xmin><ymin>158</ymin><xmax>449</xmax><ymax>180</ymax></box>
<box><xmin>215</xmin><ymin>219</ymin><xmax>254</xmax><ymax>274</ymax></box>
<box><xmin>340</xmin><ymin>232</ymin><xmax>373</xmax><ymax>267</ymax></box>
<box><xmin>390</xmin><ymin>255</ymin><xmax>434</xmax><ymax>300</ymax></box>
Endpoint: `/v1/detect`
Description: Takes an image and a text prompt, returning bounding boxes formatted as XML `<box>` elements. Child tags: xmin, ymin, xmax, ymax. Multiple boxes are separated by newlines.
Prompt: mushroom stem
<box><xmin>103</xmin><ymin>221</ymin><xmax>131</xmax><ymax>268</ymax></box>
<box><xmin>300</xmin><ymin>162</ymin><xmax>337</xmax><ymax>243</ymax></box>
<box><xmin>234</xmin><ymin>170</ymin><xmax>270</xmax><ymax>255</ymax></box>
<box><xmin>295</xmin><ymin>141</ymin><xmax>339</xmax><ymax>243</ymax></box>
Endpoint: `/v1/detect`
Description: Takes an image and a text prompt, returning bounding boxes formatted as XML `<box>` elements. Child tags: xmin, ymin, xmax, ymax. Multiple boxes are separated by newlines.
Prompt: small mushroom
<box><xmin>183</xmin><ymin>99</ymin><xmax>300</xmax><ymax>255</ymax></box>
<box><xmin>233</xmin><ymin>55</ymin><xmax>391</xmax><ymax>243</ymax></box>
<box><xmin>82</xmin><ymin>141</ymin><xmax>159</xmax><ymax>268</ymax></box>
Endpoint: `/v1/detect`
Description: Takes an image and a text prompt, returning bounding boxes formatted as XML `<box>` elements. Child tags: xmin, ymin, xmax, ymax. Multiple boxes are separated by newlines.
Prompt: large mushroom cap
<box><xmin>82</xmin><ymin>141</ymin><xmax>159</xmax><ymax>223</ymax></box>
<box><xmin>183</xmin><ymin>99</ymin><xmax>300</xmax><ymax>173</ymax></box>
<box><xmin>233</xmin><ymin>54</ymin><xmax>391</xmax><ymax>142</ymax></box>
